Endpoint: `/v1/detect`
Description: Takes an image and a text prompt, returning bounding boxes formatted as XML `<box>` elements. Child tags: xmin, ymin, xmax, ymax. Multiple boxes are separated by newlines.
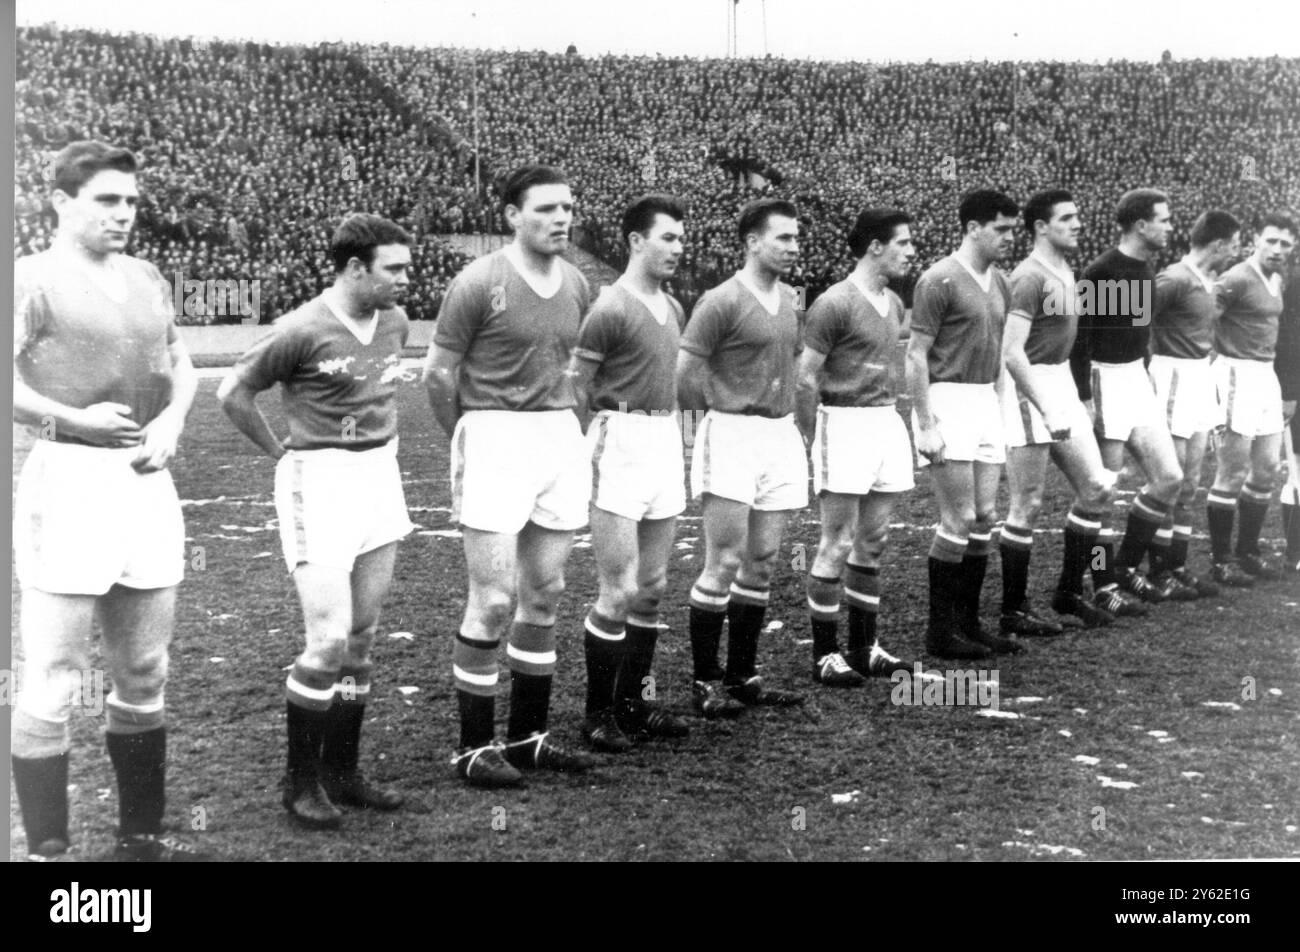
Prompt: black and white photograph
<box><xmin>6</xmin><ymin>0</ymin><xmax>1300</xmax><ymax>885</ymax></box>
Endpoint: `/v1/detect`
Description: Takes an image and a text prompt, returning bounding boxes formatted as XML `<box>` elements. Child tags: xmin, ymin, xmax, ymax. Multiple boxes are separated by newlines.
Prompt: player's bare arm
<box><xmin>1002</xmin><ymin>311</ymin><xmax>1071</xmax><ymax>439</ymax></box>
<box><xmin>216</xmin><ymin>374</ymin><xmax>286</xmax><ymax>460</ymax></box>
<box><xmin>422</xmin><ymin>343</ymin><xmax>463</xmax><ymax>438</ymax></box>
<box><xmin>133</xmin><ymin>335</ymin><xmax>198</xmax><ymax>473</ymax></box>
<box><xmin>795</xmin><ymin>347</ymin><xmax>828</xmax><ymax>443</ymax></box>
<box><xmin>675</xmin><ymin>350</ymin><xmax>711</xmax><ymax>413</ymax></box>
<box><xmin>906</xmin><ymin>330</ymin><xmax>943</xmax><ymax>463</ymax></box>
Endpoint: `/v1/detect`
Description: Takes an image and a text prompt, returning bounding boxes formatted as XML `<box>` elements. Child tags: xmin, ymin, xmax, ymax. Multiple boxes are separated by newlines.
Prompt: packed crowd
<box><xmin>14</xmin><ymin>25</ymin><xmax>1300</xmax><ymax>319</ymax></box>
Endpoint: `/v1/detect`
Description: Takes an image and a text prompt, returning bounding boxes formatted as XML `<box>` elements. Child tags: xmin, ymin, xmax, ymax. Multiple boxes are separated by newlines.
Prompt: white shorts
<box><xmin>812</xmin><ymin>404</ymin><xmax>914</xmax><ymax>494</ymax></box>
<box><xmin>589</xmin><ymin>410</ymin><xmax>686</xmax><ymax>521</ymax></box>
<box><xmin>1091</xmin><ymin>359</ymin><xmax>1162</xmax><ymax>442</ymax></box>
<box><xmin>275</xmin><ymin>440</ymin><xmax>412</xmax><ymax>572</ymax></box>
<box><xmin>452</xmin><ymin>410</ymin><xmax>591</xmax><ymax>533</ymax></box>
<box><xmin>690</xmin><ymin>411</ymin><xmax>809</xmax><ymax>511</ymax></box>
<box><xmin>915</xmin><ymin>382</ymin><xmax>1006</xmax><ymax>465</ymax></box>
<box><xmin>1215</xmin><ymin>356</ymin><xmax>1284</xmax><ymax>437</ymax></box>
<box><xmin>1149</xmin><ymin>354</ymin><xmax>1221</xmax><ymax>439</ymax></box>
<box><xmin>1002</xmin><ymin>361</ymin><xmax>1094</xmax><ymax>448</ymax></box>
<box><xmin>14</xmin><ymin>440</ymin><xmax>185</xmax><ymax>595</ymax></box>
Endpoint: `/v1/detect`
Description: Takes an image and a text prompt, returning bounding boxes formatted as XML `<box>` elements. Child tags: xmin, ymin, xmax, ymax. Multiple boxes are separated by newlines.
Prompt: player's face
<box><xmin>1253</xmin><ymin>225</ymin><xmax>1296</xmax><ymax>274</ymax></box>
<box><xmin>876</xmin><ymin>224</ymin><xmax>916</xmax><ymax>279</ymax></box>
<box><xmin>971</xmin><ymin>213</ymin><xmax>1017</xmax><ymax>262</ymax></box>
<box><xmin>749</xmin><ymin>214</ymin><xmax>799</xmax><ymax>276</ymax></box>
<box><xmin>54</xmin><ymin>169</ymin><xmax>138</xmax><ymax>256</ymax></box>
<box><xmin>509</xmin><ymin>184</ymin><xmax>574</xmax><ymax>257</ymax></box>
<box><xmin>362</xmin><ymin>243</ymin><xmax>412</xmax><ymax>309</ymax></box>
<box><xmin>1045</xmin><ymin>202</ymin><xmax>1081</xmax><ymax>252</ymax></box>
<box><xmin>1137</xmin><ymin>202</ymin><xmax>1173</xmax><ymax>251</ymax></box>
<box><xmin>635</xmin><ymin>213</ymin><xmax>684</xmax><ymax>282</ymax></box>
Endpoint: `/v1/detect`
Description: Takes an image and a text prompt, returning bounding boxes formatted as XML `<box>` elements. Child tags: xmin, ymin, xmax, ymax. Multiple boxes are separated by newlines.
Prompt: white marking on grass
<box><xmin>253</xmin><ymin>551</ymin><xmax>272</xmax><ymax>558</ymax></box>
<box><xmin>417</xmin><ymin>529</ymin><xmax>463</xmax><ymax>539</ymax></box>
<box><xmin>976</xmin><ymin>710</ymin><xmax>1021</xmax><ymax>719</ymax></box>
<box><xmin>1073</xmin><ymin>708</ymin><xmax>1088</xmax><ymax>715</ymax></box>
<box><xmin>397</xmin><ymin>686</ymin><xmax>419</xmax><ymax>696</ymax></box>
<box><xmin>1181</xmin><ymin>771</ymin><xmax>1204</xmax><ymax>780</ymax></box>
<box><xmin>1287</xmin><ymin>825</ymin><xmax>1297</xmax><ymax>834</ymax></box>
<box><xmin>208</xmin><ymin>534</ymin><xmax>251</xmax><ymax>541</ymax></box>
<box><xmin>764</xmin><ymin>620</ymin><xmax>784</xmax><ymax>632</ymax></box>
<box><xmin>1114</xmin><ymin>763</ymin><xmax>1128</xmax><ymax>770</ymax></box>
<box><xmin>1001</xmin><ymin>841</ymin><xmax>1086</xmax><ymax>858</ymax></box>
<box><xmin>388</xmin><ymin>631</ymin><xmax>414</xmax><ymax>641</ymax></box>
<box><xmin>1147</xmin><ymin>730</ymin><xmax>1169</xmax><ymax>738</ymax></box>
<box><xmin>1097</xmin><ymin>776</ymin><xmax>1138</xmax><ymax>790</ymax></box>
<box><xmin>1012</xmin><ymin>696</ymin><xmax>1045</xmax><ymax>704</ymax></box>
<box><xmin>209</xmin><ymin>657</ymin><xmax>225</xmax><ymax>663</ymax></box>
<box><xmin>674</xmin><ymin>542</ymin><xmax>694</xmax><ymax>549</ymax></box>
<box><xmin>573</xmin><ymin>541</ymin><xmax>592</xmax><ymax>549</ymax></box>
<box><xmin>1073</xmin><ymin>755</ymin><xmax>1100</xmax><ymax>766</ymax></box>
<box><xmin>1269</xmin><ymin>688</ymin><xmax>1283</xmax><ymax>696</ymax></box>
<box><xmin>1201</xmin><ymin>701</ymin><xmax>1242</xmax><ymax>711</ymax></box>
<box><xmin>796</xmin><ymin>639</ymin><xmax>813</xmax><ymax>646</ymax></box>
<box><xmin>1058</xmin><ymin>730</ymin><xmax>1073</xmax><ymax>737</ymax></box>
<box><xmin>831</xmin><ymin>790</ymin><xmax>861</xmax><ymax>804</ymax></box>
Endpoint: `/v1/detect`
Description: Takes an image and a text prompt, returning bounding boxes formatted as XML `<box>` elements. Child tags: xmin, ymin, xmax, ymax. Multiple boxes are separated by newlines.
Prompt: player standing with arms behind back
<box><xmin>568</xmin><ymin>194</ymin><xmax>692</xmax><ymax>750</ymax></box>
<box><xmin>12</xmin><ymin>141</ymin><xmax>204</xmax><ymax>861</ymax></box>
<box><xmin>907</xmin><ymin>189</ymin><xmax>1022</xmax><ymax>659</ymax></box>
<box><xmin>677</xmin><ymin>198</ymin><xmax>809</xmax><ymax>718</ymax></box>
<box><xmin>1147</xmin><ymin>209</ymin><xmax>1243</xmax><ymax>595</ymax></box>
<box><xmin>424</xmin><ymin>166</ymin><xmax>595</xmax><ymax>787</ymax></box>
<box><xmin>1070</xmin><ymin>189</ymin><xmax>1184</xmax><ymax>612</ymax></box>
<box><xmin>795</xmin><ymin>207</ymin><xmax>917</xmax><ymax>687</ymax></box>
<box><xmin>218</xmin><ymin>215</ymin><xmax>414</xmax><ymax>830</ymax></box>
<box><xmin>1205</xmin><ymin>213</ymin><xmax>1297</xmax><ymax>583</ymax></box>
<box><xmin>1000</xmin><ymin>189</ymin><xmax>1118</xmax><ymax>631</ymax></box>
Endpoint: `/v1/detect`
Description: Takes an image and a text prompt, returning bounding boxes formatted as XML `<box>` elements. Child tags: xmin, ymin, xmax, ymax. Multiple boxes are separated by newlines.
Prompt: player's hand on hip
<box><xmin>916</xmin><ymin>426</ymin><xmax>946</xmax><ymax>465</ymax></box>
<box><xmin>131</xmin><ymin>413</ymin><xmax>183</xmax><ymax>473</ymax></box>
<box><xmin>71</xmin><ymin>402</ymin><xmax>144</xmax><ymax>447</ymax></box>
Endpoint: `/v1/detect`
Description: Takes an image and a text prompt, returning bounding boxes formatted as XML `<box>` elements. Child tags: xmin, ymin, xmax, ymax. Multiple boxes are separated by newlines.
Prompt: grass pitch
<box><xmin>10</xmin><ymin>380</ymin><xmax>1300</xmax><ymax>861</ymax></box>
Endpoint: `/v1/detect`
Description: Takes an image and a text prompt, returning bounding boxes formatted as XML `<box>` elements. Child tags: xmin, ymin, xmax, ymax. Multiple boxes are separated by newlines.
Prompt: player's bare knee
<box><xmin>302</xmin><ymin>635</ymin><xmax>348</xmax><ymax>672</ymax></box>
<box><xmin>520</xmin><ymin>574</ymin><xmax>565</xmax><ymax>615</ymax></box>
<box><xmin>114</xmin><ymin>653</ymin><xmax>169</xmax><ymax>703</ymax></box>
<box><xmin>816</xmin><ymin>534</ymin><xmax>854</xmax><ymax>568</ymax></box>
<box><xmin>1152</xmin><ymin>468</ymin><xmax>1183</xmax><ymax>501</ymax></box>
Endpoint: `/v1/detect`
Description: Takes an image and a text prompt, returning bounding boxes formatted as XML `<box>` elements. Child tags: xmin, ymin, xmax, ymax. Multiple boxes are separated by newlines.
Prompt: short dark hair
<box><xmin>1189</xmin><ymin>210</ymin><xmax>1242</xmax><ymax>247</ymax></box>
<box><xmin>1116</xmin><ymin>189</ymin><xmax>1169</xmax><ymax>230</ymax></box>
<box><xmin>499</xmin><ymin>165</ymin><xmax>569</xmax><ymax>211</ymax></box>
<box><xmin>737</xmin><ymin>198</ymin><xmax>798</xmax><ymax>244</ymax></box>
<box><xmin>1258</xmin><ymin>211</ymin><xmax>1299</xmax><ymax>238</ymax></box>
<box><xmin>1022</xmin><ymin>189</ymin><xmax>1074</xmax><ymax>234</ymax></box>
<box><xmin>958</xmin><ymin>189</ymin><xmax>1019</xmax><ymax>230</ymax></box>
<box><xmin>53</xmin><ymin>140</ymin><xmax>138</xmax><ymax>197</ymax></box>
<box><xmin>330</xmin><ymin>214</ymin><xmax>412</xmax><ymax>272</ymax></box>
<box><xmin>622</xmin><ymin>194</ymin><xmax>686</xmax><ymax>246</ymax></box>
<box><xmin>847</xmin><ymin>208</ymin><xmax>911</xmax><ymax>258</ymax></box>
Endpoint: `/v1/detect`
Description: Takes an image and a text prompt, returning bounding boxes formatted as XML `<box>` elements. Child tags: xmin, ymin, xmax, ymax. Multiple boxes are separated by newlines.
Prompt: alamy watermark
<box><xmin>890</xmin><ymin>663</ymin><xmax>999</xmax><ymax>710</ymax></box>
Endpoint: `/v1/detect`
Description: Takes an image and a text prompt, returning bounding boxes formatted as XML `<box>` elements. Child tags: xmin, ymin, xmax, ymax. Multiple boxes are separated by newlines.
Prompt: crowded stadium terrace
<box><xmin>14</xmin><ymin>25</ymin><xmax>1300</xmax><ymax>321</ymax></box>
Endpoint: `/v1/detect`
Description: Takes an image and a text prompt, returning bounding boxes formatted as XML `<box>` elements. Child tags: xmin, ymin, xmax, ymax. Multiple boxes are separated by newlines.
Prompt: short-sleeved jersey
<box><xmin>1007</xmin><ymin>253</ymin><xmax>1078</xmax><ymax>366</ymax></box>
<box><xmin>679</xmin><ymin>274</ymin><xmax>802</xmax><ymax>418</ymax></box>
<box><xmin>432</xmin><ymin>249</ymin><xmax>592</xmax><ymax>411</ymax></box>
<box><xmin>910</xmin><ymin>255</ymin><xmax>1008</xmax><ymax>384</ymax></box>
<box><xmin>1215</xmin><ymin>260</ymin><xmax>1284</xmax><ymax>361</ymax></box>
<box><xmin>803</xmin><ymin>277</ymin><xmax>903</xmax><ymax>407</ymax></box>
<box><xmin>232</xmin><ymin>296</ymin><xmax>411</xmax><ymax>450</ymax></box>
<box><xmin>1151</xmin><ymin>259</ymin><xmax>1218</xmax><ymax>360</ymax></box>
<box><xmin>572</xmin><ymin>283</ymin><xmax>684</xmax><ymax>413</ymax></box>
<box><xmin>15</xmin><ymin>250</ymin><xmax>178</xmax><ymax>443</ymax></box>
